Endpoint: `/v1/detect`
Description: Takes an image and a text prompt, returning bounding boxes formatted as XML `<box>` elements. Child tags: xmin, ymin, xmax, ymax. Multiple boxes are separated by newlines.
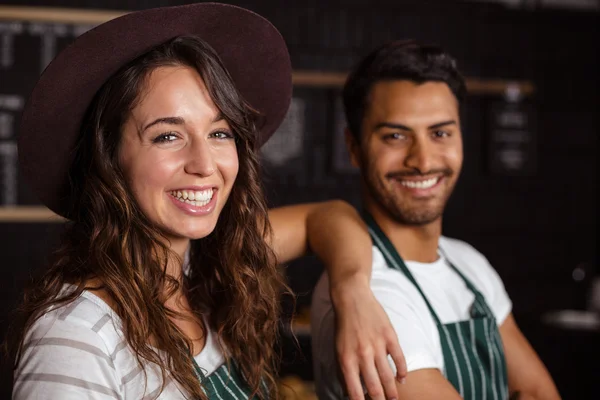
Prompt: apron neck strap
<box><xmin>437</xmin><ymin>246</ymin><xmax>485</xmax><ymax>300</ymax></box>
<box><xmin>363</xmin><ymin>211</ymin><xmax>495</xmax><ymax>322</ymax></box>
<box><xmin>363</xmin><ymin>212</ymin><xmax>444</xmax><ymax>326</ymax></box>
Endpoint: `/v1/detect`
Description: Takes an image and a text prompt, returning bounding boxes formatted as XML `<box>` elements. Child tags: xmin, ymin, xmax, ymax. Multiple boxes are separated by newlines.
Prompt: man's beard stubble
<box><xmin>363</xmin><ymin>165</ymin><xmax>455</xmax><ymax>226</ymax></box>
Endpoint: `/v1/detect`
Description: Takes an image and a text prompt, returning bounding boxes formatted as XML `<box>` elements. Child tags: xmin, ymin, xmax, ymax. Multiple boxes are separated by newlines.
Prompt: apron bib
<box><xmin>365</xmin><ymin>213</ymin><xmax>508</xmax><ymax>400</ymax></box>
<box><xmin>192</xmin><ymin>358</ymin><xmax>266</xmax><ymax>400</ymax></box>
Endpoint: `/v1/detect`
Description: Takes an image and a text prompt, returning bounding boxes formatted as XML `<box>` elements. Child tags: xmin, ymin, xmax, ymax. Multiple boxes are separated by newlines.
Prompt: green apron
<box><xmin>192</xmin><ymin>357</ymin><xmax>266</xmax><ymax>399</ymax></box>
<box><xmin>365</xmin><ymin>213</ymin><xmax>509</xmax><ymax>400</ymax></box>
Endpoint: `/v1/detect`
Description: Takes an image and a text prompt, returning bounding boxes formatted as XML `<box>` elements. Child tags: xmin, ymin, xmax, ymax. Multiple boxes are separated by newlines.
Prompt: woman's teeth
<box><xmin>401</xmin><ymin>178</ymin><xmax>439</xmax><ymax>189</ymax></box>
<box><xmin>170</xmin><ymin>189</ymin><xmax>213</xmax><ymax>206</ymax></box>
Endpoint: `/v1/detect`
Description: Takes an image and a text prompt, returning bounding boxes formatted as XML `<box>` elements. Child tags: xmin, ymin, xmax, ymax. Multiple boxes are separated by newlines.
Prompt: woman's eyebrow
<box><xmin>143</xmin><ymin>116</ymin><xmax>185</xmax><ymax>132</ymax></box>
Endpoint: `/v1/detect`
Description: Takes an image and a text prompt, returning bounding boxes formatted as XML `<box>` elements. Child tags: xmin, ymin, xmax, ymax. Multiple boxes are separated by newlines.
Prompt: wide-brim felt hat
<box><xmin>18</xmin><ymin>2</ymin><xmax>292</xmax><ymax>218</ymax></box>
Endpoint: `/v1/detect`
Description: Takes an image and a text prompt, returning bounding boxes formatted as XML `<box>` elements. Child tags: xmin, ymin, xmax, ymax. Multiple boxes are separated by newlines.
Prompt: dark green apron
<box><xmin>192</xmin><ymin>357</ymin><xmax>266</xmax><ymax>399</ymax></box>
<box><xmin>365</xmin><ymin>213</ymin><xmax>509</xmax><ymax>400</ymax></box>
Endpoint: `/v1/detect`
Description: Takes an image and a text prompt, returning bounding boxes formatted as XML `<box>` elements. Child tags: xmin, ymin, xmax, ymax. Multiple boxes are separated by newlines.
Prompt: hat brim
<box><xmin>18</xmin><ymin>2</ymin><xmax>292</xmax><ymax>218</ymax></box>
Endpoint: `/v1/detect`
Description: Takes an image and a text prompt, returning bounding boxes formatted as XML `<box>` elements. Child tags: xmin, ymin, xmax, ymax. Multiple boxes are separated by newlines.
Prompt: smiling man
<box><xmin>311</xmin><ymin>41</ymin><xmax>561</xmax><ymax>400</ymax></box>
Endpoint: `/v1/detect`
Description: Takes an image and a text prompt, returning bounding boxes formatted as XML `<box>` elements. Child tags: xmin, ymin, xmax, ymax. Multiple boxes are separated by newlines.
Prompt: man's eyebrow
<box><xmin>428</xmin><ymin>120</ymin><xmax>457</xmax><ymax>129</ymax></box>
<box><xmin>374</xmin><ymin>122</ymin><xmax>411</xmax><ymax>131</ymax></box>
<box><xmin>374</xmin><ymin>120</ymin><xmax>457</xmax><ymax>131</ymax></box>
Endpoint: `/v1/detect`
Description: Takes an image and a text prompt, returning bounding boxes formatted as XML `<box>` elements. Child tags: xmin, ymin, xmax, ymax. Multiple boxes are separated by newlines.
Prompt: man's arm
<box><xmin>391</xmin><ymin>369</ymin><xmax>462</xmax><ymax>399</ymax></box>
<box><xmin>268</xmin><ymin>200</ymin><xmax>407</xmax><ymax>400</ymax></box>
<box><xmin>500</xmin><ymin>314</ymin><xmax>561</xmax><ymax>400</ymax></box>
<box><xmin>386</xmin><ymin>313</ymin><xmax>562</xmax><ymax>400</ymax></box>
<box><xmin>268</xmin><ymin>200</ymin><xmax>369</xmax><ymax>268</ymax></box>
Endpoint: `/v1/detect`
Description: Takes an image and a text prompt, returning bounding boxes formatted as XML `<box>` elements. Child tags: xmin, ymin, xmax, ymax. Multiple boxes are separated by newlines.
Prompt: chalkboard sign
<box><xmin>487</xmin><ymin>97</ymin><xmax>537</xmax><ymax>176</ymax></box>
<box><xmin>261</xmin><ymin>97</ymin><xmax>306</xmax><ymax>168</ymax></box>
<box><xmin>0</xmin><ymin>17</ymin><xmax>100</xmax><ymax>205</ymax></box>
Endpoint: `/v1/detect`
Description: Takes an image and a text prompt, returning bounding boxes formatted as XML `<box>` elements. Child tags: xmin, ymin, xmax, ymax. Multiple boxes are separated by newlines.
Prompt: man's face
<box><xmin>348</xmin><ymin>80</ymin><xmax>463</xmax><ymax>226</ymax></box>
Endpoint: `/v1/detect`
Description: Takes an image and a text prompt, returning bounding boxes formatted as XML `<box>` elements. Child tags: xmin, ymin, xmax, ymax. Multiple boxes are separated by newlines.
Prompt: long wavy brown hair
<box><xmin>8</xmin><ymin>36</ymin><xmax>287</xmax><ymax>399</ymax></box>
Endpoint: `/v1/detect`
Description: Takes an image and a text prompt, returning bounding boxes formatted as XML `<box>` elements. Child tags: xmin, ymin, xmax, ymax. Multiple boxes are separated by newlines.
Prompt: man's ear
<box><xmin>344</xmin><ymin>127</ymin><xmax>361</xmax><ymax>168</ymax></box>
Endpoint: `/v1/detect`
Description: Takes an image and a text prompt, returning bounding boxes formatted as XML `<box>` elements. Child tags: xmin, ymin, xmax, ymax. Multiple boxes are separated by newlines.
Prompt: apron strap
<box><xmin>438</xmin><ymin>247</ymin><xmax>496</xmax><ymax>320</ymax></box>
<box><xmin>363</xmin><ymin>212</ymin><xmax>444</xmax><ymax>326</ymax></box>
<box><xmin>364</xmin><ymin>212</ymin><xmax>496</xmax><ymax>323</ymax></box>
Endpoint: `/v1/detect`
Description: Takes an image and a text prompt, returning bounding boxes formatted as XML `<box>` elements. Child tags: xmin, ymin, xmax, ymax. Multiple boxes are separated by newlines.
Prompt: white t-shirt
<box><xmin>13</xmin><ymin>288</ymin><xmax>225</xmax><ymax>399</ymax></box>
<box><xmin>310</xmin><ymin>236</ymin><xmax>512</xmax><ymax>399</ymax></box>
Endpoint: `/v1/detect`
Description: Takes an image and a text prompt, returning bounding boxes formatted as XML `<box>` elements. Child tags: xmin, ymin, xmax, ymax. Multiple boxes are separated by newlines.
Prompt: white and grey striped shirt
<box><xmin>13</xmin><ymin>288</ymin><xmax>225</xmax><ymax>399</ymax></box>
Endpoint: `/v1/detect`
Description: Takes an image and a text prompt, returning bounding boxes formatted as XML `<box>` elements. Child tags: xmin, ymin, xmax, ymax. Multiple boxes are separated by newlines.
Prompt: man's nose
<box><xmin>404</xmin><ymin>139</ymin><xmax>433</xmax><ymax>174</ymax></box>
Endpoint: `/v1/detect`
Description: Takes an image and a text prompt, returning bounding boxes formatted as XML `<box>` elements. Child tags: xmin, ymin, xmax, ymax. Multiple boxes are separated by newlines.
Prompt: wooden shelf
<box><xmin>0</xmin><ymin>206</ymin><xmax>64</xmax><ymax>223</ymax></box>
<box><xmin>282</xmin><ymin>320</ymin><xmax>312</xmax><ymax>337</ymax></box>
<box><xmin>466</xmin><ymin>77</ymin><xmax>535</xmax><ymax>97</ymax></box>
<box><xmin>0</xmin><ymin>5</ymin><xmax>125</xmax><ymax>24</ymax></box>
<box><xmin>0</xmin><ymin>5</ymin><xmax>535</xmax><ymax>96</ymax></box>
<box><xmin>293</xmin><ymin>71</ymin><xmax>348</xmax><ymax>88</ymax></box>
<box><xmin>279</xmin><ymin>376</ymin><xmax>317</xmax><ymax>400</ymax></box>
<box><xmin>293</xmin><ymin>70</ymin><xmax>535</xmax><ymax>95</ymax></box>
<box><xmin>285</xmin><ymin>307</ymin><xmax>312</xmax><ymax>337</ymax></box>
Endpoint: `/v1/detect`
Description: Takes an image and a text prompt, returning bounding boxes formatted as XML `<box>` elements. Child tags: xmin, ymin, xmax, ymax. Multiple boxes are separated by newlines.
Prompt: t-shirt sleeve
<box><xmin>369</xmin><ymin>270</ymin><xmax>444</xmax><ymax>373</ymax></box>
<box><xmin>481</xmin><ymin>257</ymin><xmax>512</xmax><ymax>325</ymax></box>
<box><xmin>13</xmin><ymin>314</ymin><xmax>122</xmax><ymax>400</ymax></box>
<box><xmin>310</xmin><ymin>251</ymin><xmax>444</xmax><ymax>399</ymax></box>
<box><xmin>445</xmin><ymin>238</ymin><xmax>513</xmax><ymax>325</ymax></box>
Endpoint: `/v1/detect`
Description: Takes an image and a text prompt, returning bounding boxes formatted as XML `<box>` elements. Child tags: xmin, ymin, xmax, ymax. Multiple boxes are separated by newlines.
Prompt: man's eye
<box><xmin>433</xmin><ymin>130</ymin><xmax>450</xmax><ymax>138</ymax></box>
<box><xmin>152</xmin><ymin>133</ymin><xmax>178</xmax><ymax>143</ymax></box>
<box><xmin>384</xmin><ymin>133</ymin><xmax>404</xmax><ymax>140</ymax></box>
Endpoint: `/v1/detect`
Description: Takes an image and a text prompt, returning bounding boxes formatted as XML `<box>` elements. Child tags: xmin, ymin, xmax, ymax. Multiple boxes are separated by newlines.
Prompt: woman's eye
<box><xmin>152</xmin><ymin>132</ymin><xmax>178</xmax><ymax>143</ymax></box>
<box><xmin>210</xmin><ymin>130</ymin><xmax>235</xmax><ymax>140</ymax></box>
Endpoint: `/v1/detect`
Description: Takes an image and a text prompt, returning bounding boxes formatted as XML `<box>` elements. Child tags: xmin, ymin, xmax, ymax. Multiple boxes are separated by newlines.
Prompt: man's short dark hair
<box><xmin>342</xmin><ymin>40</ymin><xmax>467</xmax><ymax>140</ymax></box>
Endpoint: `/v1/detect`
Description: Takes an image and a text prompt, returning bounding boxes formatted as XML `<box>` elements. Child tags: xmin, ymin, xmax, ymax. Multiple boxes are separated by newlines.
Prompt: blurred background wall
<box><xmin>0</xmin><ymin>0</ymin><xmax>597</xmax><ymax>398</ymax></box>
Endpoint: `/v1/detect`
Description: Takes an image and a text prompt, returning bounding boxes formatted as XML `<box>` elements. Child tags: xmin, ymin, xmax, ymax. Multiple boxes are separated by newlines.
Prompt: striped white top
<box><xmin>13</xmin><ymin>288</ymin><xmax>225</xmax><ymax>399</ymax></box>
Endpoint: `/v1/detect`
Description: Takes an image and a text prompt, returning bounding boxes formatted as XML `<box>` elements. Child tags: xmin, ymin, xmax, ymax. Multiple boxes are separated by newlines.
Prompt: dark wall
<box><xmin>0</xmin><ymin>1</ymin><xmax>597</xmax><ymax>398</ymax></box>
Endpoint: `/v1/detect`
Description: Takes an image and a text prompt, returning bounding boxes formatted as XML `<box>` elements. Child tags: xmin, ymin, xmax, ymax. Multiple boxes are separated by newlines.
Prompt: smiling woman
<box><xmin>12</xmin><ymin>28</ymin><xmax>288</xmax><ymax>399</ymax></box>
<box><xmin>6</xmin><ymin>3</ymin><xmax>407</xmax><ymax>400</ymax></box>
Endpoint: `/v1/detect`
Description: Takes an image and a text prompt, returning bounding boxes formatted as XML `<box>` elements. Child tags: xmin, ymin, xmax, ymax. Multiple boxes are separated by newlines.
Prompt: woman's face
<box><xmin>119</xmin><ymin>65</ymin><xmax>239</xmax><ymax>251</ymax></box>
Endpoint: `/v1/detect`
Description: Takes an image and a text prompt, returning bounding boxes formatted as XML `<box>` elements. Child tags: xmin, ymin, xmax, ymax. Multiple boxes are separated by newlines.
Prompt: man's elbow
<box><xmin>510</xmin><ymin>385</ymin><xmax>562</xmax><ymax>400</ymax></box>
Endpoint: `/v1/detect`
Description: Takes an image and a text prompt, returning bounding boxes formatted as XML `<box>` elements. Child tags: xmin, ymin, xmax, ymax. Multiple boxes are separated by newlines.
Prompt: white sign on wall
<box><xmin>261</xmin><ymin>97</ymin><xmax>305</xmax><ymax>167</ymax></box>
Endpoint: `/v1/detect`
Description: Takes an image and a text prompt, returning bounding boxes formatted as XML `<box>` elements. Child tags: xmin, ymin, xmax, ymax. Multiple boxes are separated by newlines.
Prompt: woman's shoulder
<box><xmin>24</xmin><ymin>286</ymin><xmax>124</xmax><ymax>352</ymax></box>
<box><xmin>13</xmin><ymin>289</ymin><xmax>127</xmax><ymax>399</ymax></box>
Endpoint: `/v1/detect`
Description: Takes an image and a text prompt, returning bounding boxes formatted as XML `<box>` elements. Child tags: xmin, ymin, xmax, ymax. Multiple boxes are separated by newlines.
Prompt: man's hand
<box><xmin>331</xmin><ymin>275</ymin><xmax>407</xmax><ymax>400</ymax></box>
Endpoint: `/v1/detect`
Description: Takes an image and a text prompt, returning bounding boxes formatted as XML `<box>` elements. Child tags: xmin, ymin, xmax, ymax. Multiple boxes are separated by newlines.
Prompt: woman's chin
<box><xmin>158</xmin><ymin>214</ymin><xmax>219</xmax><ymax>239</ymax></box>
<box><xmin>182</xmin><ymin>225</ymin><xmax>218</xmax><ymax>241</ymax></box>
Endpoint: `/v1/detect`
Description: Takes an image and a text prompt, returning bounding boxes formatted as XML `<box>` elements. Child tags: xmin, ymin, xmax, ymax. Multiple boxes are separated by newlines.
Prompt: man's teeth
<box><xmin>170</xmin><ymin>189</ymin><xmax>213</xmax><ymax>206</ymax></box>
<box><xmin>401</xmin><ymin>178</ymin><xmax>438</xmax><ymax>189</ymax></box>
